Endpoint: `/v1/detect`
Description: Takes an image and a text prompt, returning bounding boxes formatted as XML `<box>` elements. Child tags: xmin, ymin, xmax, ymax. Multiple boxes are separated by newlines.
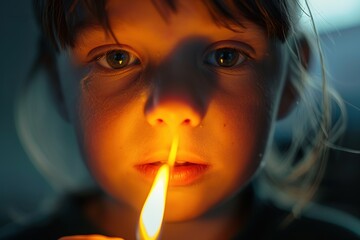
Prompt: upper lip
<box><xmin>135</xmin><ymin>151</ymin><xmax>209</xmax><ymax>166</ymax></box>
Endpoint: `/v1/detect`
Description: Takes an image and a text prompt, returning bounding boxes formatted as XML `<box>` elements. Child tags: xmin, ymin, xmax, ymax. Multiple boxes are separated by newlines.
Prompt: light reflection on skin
<box><xmin>57</xmin><ymin>0</ymin><xmax>296</xmax><ymax>239</ymax></box>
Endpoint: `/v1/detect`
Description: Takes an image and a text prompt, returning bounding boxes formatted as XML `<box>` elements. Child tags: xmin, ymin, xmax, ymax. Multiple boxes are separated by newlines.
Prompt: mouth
<box><xmin>135</xmin><ymin>160</ymin><xmax>209</xmax><ymax>186</ymax></box>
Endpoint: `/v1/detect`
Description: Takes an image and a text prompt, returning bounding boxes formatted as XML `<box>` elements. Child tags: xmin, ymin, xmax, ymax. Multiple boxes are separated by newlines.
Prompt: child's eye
<box><xmin>205</xmin><ymin>48</ymin><xmax>247</xmax><ymax>68</ymax></box>
<box><xmin>96</xmin><ymin>50</ymin><xmax>140</xmax><ymax>69</ymax></box>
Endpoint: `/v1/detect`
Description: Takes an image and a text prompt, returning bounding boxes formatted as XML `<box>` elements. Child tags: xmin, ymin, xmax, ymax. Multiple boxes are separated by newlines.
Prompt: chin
<box><xmin>162</xmin><ymin>195</ymin><xmax>214</xmax><ymax>222</ymax></box>
<box><xmin>163</xmin><ymin>208</ymin><xmax>203</xmax><ymax>222</ymax></box>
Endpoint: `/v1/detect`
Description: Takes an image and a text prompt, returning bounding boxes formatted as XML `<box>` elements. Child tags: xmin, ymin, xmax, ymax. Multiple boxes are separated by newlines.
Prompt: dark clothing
<box><xmin>0</xmin><ymin>191</ymin><xmax>104</xmax><ymax>240</ymax></box>
<box><xmin>1</xmin><ymin>190</ymin><xmax>359</xmax><ymax>240</ymax></box>
<box><xmin>236</xmin><ymin>200</ymin><xmax>360</xmax><ymax>239</ymax></box>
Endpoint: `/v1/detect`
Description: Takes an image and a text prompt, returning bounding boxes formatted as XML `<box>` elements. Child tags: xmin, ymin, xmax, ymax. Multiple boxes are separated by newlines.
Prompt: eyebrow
<box><xmin>74</xmin><ymin>25</ymin><xmax>253</xmax><ymax>56</ymax></box>
<box><xmin>74</xmin><ymin>16</ymin><xmax>249</xmax><ymax>43</ymax></box>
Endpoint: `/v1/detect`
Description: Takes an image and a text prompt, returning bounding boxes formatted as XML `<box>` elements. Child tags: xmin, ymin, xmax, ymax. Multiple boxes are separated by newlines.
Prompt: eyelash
<box><xmin>90</xmin><ymin>44</ymin><xmax>251</xmax><ymax>73</ymax></box>
<box><xmin>204</xmin><ymin>47</ymin><xmax>249</xmax><ymax>68</ymax></box>
<box><xmin>94</xmin><ymin>49</ymin><xmax>141</xmax><ymax>71</ymax></box>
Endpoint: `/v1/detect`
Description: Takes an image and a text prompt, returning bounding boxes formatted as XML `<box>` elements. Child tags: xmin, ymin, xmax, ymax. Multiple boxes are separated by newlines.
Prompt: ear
<box><xmin>277</xmin><ymin>36</ymin><xmax>311</xmax><ymax>119</ymax></box>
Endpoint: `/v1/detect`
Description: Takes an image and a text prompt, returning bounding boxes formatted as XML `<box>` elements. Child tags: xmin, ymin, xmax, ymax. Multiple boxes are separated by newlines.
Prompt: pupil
<box><xmin>107</xmin><ymin>50</ymin><xmax>130</xmax><ymax>69</ymax></box>
<box><xmin>215</xmin><ymin>49</ymin><xmax>238</xmax><ymax>67</ymax></box>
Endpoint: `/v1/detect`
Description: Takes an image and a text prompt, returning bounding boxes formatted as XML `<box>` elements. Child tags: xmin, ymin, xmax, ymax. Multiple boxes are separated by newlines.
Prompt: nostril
<box><xmin>145</xmin><ymin>102</ymin><xmax>203</xmax><ymax>127</ymax></box>
<box><xmin>183</xmin><ymin>119</ymin><xmax>191</xmax><ymax>125</ymax></box>
<box><xmin>156</xmin><ymin>119</ymin><xmax>164</xmax><ymax>124</ymax></box>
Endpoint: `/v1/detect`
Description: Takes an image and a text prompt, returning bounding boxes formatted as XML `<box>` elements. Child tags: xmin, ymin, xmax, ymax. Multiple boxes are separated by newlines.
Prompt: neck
<box><xmin>84</xmin><ymin>191</ymin><xmax>253</xmax><ymax>240</ymax></box>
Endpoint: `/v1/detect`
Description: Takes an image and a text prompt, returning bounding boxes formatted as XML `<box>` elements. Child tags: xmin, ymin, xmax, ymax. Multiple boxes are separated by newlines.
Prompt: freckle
<box><xmin>223</xmin><ymin>123</ymin><xmax>226</xmax><ymax>127</ymax></box>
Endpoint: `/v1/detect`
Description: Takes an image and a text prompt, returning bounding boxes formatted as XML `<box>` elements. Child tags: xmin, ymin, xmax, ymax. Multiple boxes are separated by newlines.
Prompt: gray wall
<box><xmin>0</xmin><ymin>1</ymin><xmax>53</xmax><ymax>226</ymax></box>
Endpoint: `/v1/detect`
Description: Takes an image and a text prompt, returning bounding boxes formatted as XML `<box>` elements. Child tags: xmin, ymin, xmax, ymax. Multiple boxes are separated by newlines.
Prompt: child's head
<box><xmin>24</xmin><ymin>0</ymin><xmax>337</xmax><ymax>222</ymax></box>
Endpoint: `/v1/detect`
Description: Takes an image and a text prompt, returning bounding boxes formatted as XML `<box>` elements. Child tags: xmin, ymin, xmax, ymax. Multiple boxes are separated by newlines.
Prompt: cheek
<box><xmin>76</xmin><ymin>76</ymin><xmax>148</xmax><ymax>158</ymax></box>
<box><xmin>75</xmin><ymin>92</ymin><xmax>152</xmax><ymax>207</ymax></box>
<box><xmin>206</xmin><ymin>74</ymin><xmax>277</xmax><ymax>193</ymax></box>
<box><xmin>218</xmin><ymin>116</ymin><xmax>269</xmax><ymax>191</ymax></box>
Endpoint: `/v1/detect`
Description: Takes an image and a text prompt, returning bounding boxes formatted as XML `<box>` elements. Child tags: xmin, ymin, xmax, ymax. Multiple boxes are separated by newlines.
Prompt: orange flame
<box><xmin>137</xmin><ymin>134</ymin><xmax>179</xmax><ymax>240</ymax></box>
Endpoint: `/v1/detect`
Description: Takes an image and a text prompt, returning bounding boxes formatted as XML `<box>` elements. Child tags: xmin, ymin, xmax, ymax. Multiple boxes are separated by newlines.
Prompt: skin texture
<box><xmin>57</xmin><ymin>0</ymin><xmax>296</xmax><ymax>239</ymax></box>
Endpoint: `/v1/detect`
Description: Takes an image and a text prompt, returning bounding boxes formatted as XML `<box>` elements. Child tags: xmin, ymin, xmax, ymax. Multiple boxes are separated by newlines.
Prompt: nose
<box><xmin>144</xmin><ymin>65</ymin><xmax>207</xmax><ymax>129</ymax></box>
<box><xmin>144</xmin><ymin>38</ymin><xmax>213</xmax><ymax>130</ymax></box>
<box><xmin>145</xmin><ymin>93</ymin><xmax>202</xmax><ymax>128</ymax></box>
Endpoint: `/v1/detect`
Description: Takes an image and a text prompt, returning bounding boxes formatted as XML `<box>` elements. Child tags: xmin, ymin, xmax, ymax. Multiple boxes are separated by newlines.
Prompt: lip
<box><xmin>135</xmin><ymin>153</ymin><xmax>210</xmax><ymax>186</ymax></box>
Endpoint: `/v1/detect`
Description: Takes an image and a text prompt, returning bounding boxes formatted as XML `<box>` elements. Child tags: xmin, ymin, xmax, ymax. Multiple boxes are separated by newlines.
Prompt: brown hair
<box><xmin>34</xmin><ymin>0</ymin><xmax>297</xmax><ymax>50</ymax></box>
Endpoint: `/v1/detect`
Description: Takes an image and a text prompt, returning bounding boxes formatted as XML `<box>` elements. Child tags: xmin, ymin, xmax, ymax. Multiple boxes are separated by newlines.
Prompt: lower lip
<box><xmin>135</xmin><ymin>162</ymin><xmax>209</xmax><ymax>186</ymax></box>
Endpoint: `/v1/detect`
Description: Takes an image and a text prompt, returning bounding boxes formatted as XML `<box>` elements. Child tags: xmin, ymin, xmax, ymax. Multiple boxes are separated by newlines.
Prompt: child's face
<box><xmin>63</xmin><ymin>0</ymin><xmax>290</xmax><ymax>221</ymax></box>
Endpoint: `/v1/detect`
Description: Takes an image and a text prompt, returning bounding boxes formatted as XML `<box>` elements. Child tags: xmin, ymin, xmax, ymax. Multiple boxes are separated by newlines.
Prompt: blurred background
<box><xmin>0</xmin><ymin>0</ymin><xmax>359</xmax><ymax>229</ymax></box>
